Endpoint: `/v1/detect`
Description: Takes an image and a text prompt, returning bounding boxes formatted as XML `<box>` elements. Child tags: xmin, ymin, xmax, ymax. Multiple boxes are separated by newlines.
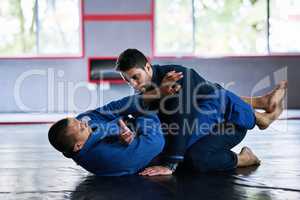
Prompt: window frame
<box><xmin>153</xmin><ymin>0</ymin><xmax>300</xmax><ymax>58</ymax></box>
<box><xmin>0</xmin><ymin>0</ymin><xmax>84</xmax><ymax>59</ymax></box>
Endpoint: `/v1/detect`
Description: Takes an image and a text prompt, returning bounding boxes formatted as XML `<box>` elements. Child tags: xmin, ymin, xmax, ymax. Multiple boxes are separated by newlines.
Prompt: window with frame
<box><xmin>155</xmin><ymin>0</ymin><xmax>300</xmax><ymax>56</ymax></box>
<box><xmin>155</xmin><ymin>0</ymin><xmax>194</xmax><ymax>55</ymax></box>
<box><xmin>0</xmin><ymin>0</ymin><xmax>82</xmax><ymax>58</ymax></box>
<box><xmin>269</xmin><ymin>0</ymin><xmax>300</xmax><ymax>53</ymax></box>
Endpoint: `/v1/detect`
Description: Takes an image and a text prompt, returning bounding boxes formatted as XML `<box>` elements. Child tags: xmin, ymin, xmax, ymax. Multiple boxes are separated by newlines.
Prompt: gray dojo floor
<box><xmin>0</xmin><ymin>113</ymin><xmax>300</xmax><ymax>200</ymax></box>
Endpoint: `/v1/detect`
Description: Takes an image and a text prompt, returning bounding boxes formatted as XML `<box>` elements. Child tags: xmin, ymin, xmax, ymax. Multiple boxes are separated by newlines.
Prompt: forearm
<box><xmin>163</xmin><ymin>134</ymin><xmax>187</xmax><ymax>164</ymax></box>
<box><xmin>141</xmin><ymin>88</ymin><xmax>161</xmax><ymax>105</ymax></box>
<box><xmin>160</xmin><ymin>135</ymin><xmax>186</xmax><ymax>173</ymax></box>
<box><xmin>96</xmin><ymin>95</ymin><xmax>152</xmax><ymax>118</ymax></box>
<box><xmin>161</xmin><ymin>114</ymin><xmax>190</xmax><ymax>165</ymax></box>
<box><xmin>141</xmin><ymin>70</ymin><xmax>183</xmax><ymax>106</ymax></box>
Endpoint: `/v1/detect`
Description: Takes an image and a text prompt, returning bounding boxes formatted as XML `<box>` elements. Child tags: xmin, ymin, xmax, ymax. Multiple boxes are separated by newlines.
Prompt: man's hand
<box><xmin>119</xmin><ymin>119</ymin><xmax>134</xmax><ymax>145</ymax></box>
<box><xmin>160</xmin><ymin>71</ymin><xmax>183</xmax><ymax>96</ymax></box>
<box><xmin>139</xmin><ymin>166</ymin><xmax>173</xmax><ymax>176</ymax></box>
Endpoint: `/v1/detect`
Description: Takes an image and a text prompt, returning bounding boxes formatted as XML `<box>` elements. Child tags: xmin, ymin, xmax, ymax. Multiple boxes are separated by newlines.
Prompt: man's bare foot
<box><xmin>261</xmin><ymin>80</ymin><xmax>287</xmax><ymax>113</ymax></box>
<box><xmin>255</xmin><ymin>93</ymin><xmax>284</xmax><ymax>130</ymax></box>
<box><xmin>237</xmin><ymin>147</ymin><xmax>261</xmax><ymax>168</ymax></box>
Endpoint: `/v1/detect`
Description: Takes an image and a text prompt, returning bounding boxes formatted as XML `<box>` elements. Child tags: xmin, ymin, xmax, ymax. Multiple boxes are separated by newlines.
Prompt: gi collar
<box><xmin>151</xmin><ymin>64</ymin><xmax>159</xmax><ymax>85</ymax></box>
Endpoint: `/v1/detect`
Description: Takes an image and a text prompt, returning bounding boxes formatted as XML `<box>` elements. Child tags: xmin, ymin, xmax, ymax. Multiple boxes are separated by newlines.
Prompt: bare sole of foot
<box><xmin>256</xmin><ymin>98</ymin><xmax>283</xmax><ymax>130</ymax></box>
<box><xmin>264</xmin><ymin>80</ymin><xmax>287</xmax><ymax>113</ymax></box>
<box><xmin>237</xmin><ymin>147</ymin><xmax>261</xmax><ymax>168</ymax></box>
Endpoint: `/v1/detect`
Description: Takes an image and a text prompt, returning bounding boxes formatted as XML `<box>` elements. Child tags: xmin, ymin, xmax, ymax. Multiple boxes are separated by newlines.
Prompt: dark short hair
<box><xmin>115</xmin><ymin>48</ymin><xmax>148</xmax><ymax>72</ymax></box>
<box><xmin>48</xmin><ymin>118</ymin><xmax>76</xmax><ymax>158</ymax></box>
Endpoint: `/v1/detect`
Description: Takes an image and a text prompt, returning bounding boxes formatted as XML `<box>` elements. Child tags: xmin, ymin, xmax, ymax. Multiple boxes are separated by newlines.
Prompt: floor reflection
<box><xmin>69</xmin><ymin>168</ymin><xmax>253</xmax><ymax>200</ymax></box>
<box><xmin>1</xmin><ymin>121</ymin><xmax>300</xmax><ymax>200</ymax></box>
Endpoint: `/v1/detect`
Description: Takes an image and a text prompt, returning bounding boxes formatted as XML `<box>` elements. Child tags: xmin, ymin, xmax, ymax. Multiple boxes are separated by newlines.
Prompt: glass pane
<box><xmin>38</xmin><ymin>0</ymin><xmax>81</xmax><ymax>56</ymax></box>
<box><xmin>270</xmin><ymin>0</ymin><xmax>300</xmax><ymax>53</ymax></box>
<box><xmin>0</xmin><ymin>0</ymin><xmax>36</xmax><ymax>56</ymax></box>
<box><xmin>194</xmin><ymin>0</ymin><xmax>267</xmax><ymax>56</ymax></box>
<box><xmin>155</xmin><ymin>0</ymin><xmax>194</xmax><ymax>55</ymax></box>
<box><xmin>0</xmin><ymin>0</ymin><xmax>82</xmax><ymax>57</ymax></box>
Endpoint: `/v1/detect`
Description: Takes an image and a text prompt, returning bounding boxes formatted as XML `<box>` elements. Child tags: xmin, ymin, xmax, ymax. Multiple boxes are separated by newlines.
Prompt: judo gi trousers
<box><xmin>183</xmin><ymin>89</ymin><xmax>256</xmax><ymax>172</ymax></box>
